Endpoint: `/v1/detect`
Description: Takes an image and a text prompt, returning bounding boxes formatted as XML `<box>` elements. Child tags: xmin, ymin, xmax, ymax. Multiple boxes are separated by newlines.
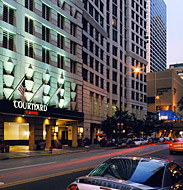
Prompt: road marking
<box><xmin>0</xmin><ymin>146</ymin><xmax>169</xmax><ymax>188</ymax></box>
<box><xmin>0</xmin><ymin>162</ymin><xmax>57</xmax><ymax>172</ymax></box>
<box><xmin>0</xmin><ymin>165</ymin><xmax>96</xmax><ymax>188</ymax></box>
<box><xmin>137</xmin><ymin>146</ymin><xmax>168</xmax><ymax>157</ymax></box>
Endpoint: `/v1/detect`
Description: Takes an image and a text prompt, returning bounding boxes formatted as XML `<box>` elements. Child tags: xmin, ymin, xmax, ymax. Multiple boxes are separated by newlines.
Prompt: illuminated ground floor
<box><xmin>0</xmin><ymin>100</ymin><xmax>84</xmax><ymax>150</ymax></box>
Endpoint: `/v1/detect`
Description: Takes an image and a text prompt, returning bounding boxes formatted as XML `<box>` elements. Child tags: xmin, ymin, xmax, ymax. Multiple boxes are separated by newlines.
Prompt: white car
<box><xmin>133</xmin><ymin>138</ymin><xmax>146</xmax><ymax>146</ymax></box>
<box><xmin>66</xmin><ymin>156</ymin><xmax>183</xmax><ymax>190</ymax></box>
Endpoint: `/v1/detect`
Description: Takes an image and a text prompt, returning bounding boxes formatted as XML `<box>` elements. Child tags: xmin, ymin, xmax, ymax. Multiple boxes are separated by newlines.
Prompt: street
<box><xmin>0</xmin><ymin>144</ymin><xmax>182</xmax><ymax>190</ymax></box>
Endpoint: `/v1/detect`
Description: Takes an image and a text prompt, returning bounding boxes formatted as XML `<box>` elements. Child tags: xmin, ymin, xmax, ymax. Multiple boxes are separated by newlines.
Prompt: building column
<box><xmin>29</xmin><ymin>123</ymin><xmax>35</xmax><ymax>150</ymax></box>
<box><xmin>72</xmin><ymin>124</ymin><xmax>78</xmax><ymax>147</ymax></box>
<box><xmin>46</xmin><ymin>125</ymin><xmax>51</xmax><ymax>149</ymax></box>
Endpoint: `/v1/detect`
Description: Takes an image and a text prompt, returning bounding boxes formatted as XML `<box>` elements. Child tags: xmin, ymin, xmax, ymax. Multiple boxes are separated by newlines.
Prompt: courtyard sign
<box><xmin>13</xmin><ymin>101</ymin><xmax>47</xmax><ymax>112</ymax></box>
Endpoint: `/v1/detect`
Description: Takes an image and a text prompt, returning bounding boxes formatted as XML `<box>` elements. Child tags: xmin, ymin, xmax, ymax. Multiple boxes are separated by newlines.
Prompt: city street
<box><xmin>0</xmin><ymin>144</ymin><xmax>182</xmax><ymax>190</ymax></box>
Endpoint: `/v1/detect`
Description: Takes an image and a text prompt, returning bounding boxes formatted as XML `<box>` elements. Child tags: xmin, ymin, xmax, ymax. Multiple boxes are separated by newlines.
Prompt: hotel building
<box><xmin>0</xmin><ymin>0</ymin><xmax>84</xmax><ymax>149</ymax></box>
<box><xmin>0</xmin><ymin>0</ymin><xmax>148</xmax><ymax>150</ymax></box>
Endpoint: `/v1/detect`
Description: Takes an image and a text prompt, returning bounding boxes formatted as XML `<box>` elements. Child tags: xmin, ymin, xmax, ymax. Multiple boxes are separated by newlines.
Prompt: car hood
<box><xmin>75</xmin><ymin>176</ymin><xmax>159</xmax><ymax>190</ymax></box>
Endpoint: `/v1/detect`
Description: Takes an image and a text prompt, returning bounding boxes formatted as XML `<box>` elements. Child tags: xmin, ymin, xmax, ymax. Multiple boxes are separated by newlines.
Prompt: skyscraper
<box><xmin>147</xmin><ymin>0</ymin><xmax>167</xmax><ymax>72</ymax></box>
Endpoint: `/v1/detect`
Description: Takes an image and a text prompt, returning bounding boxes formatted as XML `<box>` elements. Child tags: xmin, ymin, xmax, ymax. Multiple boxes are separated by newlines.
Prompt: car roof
<box><xmin>107</xmin><ymin>155</ymin><xmax>170</xmax><ymax>165</ymax></box>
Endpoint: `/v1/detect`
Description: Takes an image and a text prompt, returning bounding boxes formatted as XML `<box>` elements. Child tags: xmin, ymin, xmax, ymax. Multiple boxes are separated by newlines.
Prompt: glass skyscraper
<box><xmin>147</xmin><ymin>0</ymin><xmax>167</xmax><ymax>72</ymax></box>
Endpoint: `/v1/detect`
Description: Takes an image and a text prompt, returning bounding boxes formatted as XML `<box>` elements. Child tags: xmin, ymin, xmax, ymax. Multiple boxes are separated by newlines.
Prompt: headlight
<box><xmin>66</xmin><ymin>184</ymin><xmax>79</xmax><ymax>190</ymax></box>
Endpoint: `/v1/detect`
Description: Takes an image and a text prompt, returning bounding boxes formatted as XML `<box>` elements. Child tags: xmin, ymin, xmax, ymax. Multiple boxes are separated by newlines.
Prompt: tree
<box><xmin>178</xmin><ymin>97</ymin><xmax>183</xmax><ymax>111</ymax></box>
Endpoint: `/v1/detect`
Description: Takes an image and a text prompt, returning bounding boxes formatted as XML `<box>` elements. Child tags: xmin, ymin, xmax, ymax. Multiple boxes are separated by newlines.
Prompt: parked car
<box><xmin>133</xmin><ymin>138</ymin><xmax>146</xmax><ymax>146</ymax></box>
<box><xmin>67</xmin><ymin>156</ymin><xmax>183</xmax><ymax>190</ymax></box>
<box><xmin>116</xmin><ymin>139</ymin><xmax>135</xmax><ymax>148</ymax></box>
<box><xmin>169</xmin><ymin>137</ymin><xmax>183</xmax><ymax>154</ymax></box>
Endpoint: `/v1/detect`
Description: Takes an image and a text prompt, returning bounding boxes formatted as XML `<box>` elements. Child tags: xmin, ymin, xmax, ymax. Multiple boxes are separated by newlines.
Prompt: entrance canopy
<box><xmin>155</xmin><ymin>110</ymin><xmax>179</xmax><ymax>121</ymax></box>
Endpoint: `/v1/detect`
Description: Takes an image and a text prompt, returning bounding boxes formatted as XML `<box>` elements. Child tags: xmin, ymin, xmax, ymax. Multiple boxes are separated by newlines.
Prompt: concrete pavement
<box><xmin>0</xmin><ymin>144</ymin><xmax>107</xmax><ymax>160</ymax></box>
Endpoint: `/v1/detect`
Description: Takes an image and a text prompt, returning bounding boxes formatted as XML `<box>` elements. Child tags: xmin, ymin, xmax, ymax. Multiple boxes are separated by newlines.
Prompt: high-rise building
<box><xmin>81</xmin><ymin>0</ymin><xmax>148</xmax><ymax>143</ymax></box>
<box><xmin>147</xmin><ymin>0</ymin><xmax>167</xmax><ymax>72</ymax></box>
<box><xmin>0</xmin><ymin>0</ymin><xmax>84</xmax><ymax>148</ymax></box>
<box><xmin>105</xmin><ymin>0</ymin><xmax>147</xmax><ymax>119</ymax></box>
<box><xmin>81</xmin><ymin>0</ymin><xmax>107</xmax><ymax>141</ymax></box>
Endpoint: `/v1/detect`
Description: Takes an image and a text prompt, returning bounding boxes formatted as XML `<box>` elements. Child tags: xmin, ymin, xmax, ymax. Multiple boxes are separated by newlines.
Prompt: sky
<box><xmin>165</xmin><ymin>0</ymin><xmax>183</xmax><ymax>66</ymax></box>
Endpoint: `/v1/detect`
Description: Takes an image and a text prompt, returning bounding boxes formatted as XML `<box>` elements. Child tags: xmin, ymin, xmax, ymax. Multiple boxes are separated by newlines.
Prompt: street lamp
<box><xmin>119</xmin><ymin>66</ymin><xmax>141</xmax><ymax>137</ymax></box>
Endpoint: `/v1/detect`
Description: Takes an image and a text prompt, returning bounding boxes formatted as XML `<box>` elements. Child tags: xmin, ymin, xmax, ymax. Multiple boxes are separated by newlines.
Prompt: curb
<box><xmin>0</xmin><ymin>150</ymin><xmax>86</xmax><ymax>160</ymax></box>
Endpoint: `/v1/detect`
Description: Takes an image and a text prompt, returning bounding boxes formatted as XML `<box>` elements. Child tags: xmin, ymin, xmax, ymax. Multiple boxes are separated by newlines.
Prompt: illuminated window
<box><xmin>70</xmin><ymin>41</ymin><xmax>77</xmax><ymax>55</ymax></box>
<box><xmin>70</xmin><ymin>60</ymin><xmax>77</xmax><ymax>74</ymax></box>
<box><xmin>57</xmin><ymin>13</ymin><xmax>64</xmax><ymax>29</ymax></box>
<box><xmin>42</xmin><ymin>3</ymin><xmax>50</xmax><ymax>21</ymax></box>
<box><xmin>71</xmin><ymin>22</ymin><xmax>77</xmax><ymax>37</ymax></box>
<box><xmin>42</xmin><ymin>25</ymin><xmax>50</xmax><ymax>42</ymax></box>
<box><xmin>25</xmin><ymin>0</ymin><xmax>34</xmax><ymax>11</ymax></box>
<box><xmin>42</xmin><ymin>48</ymin><xmax>50</xmax><ymax>64</ymax></box>
<box><xmin>3</xmin><ymin>31</ymin><xmax>14</xmax><ymax>51</ymax></box>
<box><xmin>57</xmin><ymin>34</ymin><xmax>64</xmax><ymax>49</ymax></box>
<box><xmin>25</xmin><ymin>17</ymin><xmax>33</xmax><ymax>35</ymax></box>
<box><xmin>25</xmin><ymin>40</ymin><xmax>34</xmax><ymax>58</ymax></box>
<box><xmin>3</xmin><ymin>5</ymin><xmax>14</xmax><ymax>25</ymax></box>
<box><xmin>57</xmin><ymin>54</ymin><xmax>64</xmax><ymax>69</ymax></box>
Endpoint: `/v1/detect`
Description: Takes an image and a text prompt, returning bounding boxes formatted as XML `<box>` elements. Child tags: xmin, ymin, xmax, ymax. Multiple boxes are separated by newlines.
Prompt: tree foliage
<box><xmin>101</xmin><ymin>108</ymin><xmax>165</xmax><ymax>138</ymax></box>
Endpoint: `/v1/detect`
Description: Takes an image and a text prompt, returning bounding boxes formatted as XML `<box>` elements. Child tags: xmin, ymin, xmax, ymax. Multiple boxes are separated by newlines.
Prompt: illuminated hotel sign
<box><xmin>13</xmin><ymin>101</ymin><xmax>47</xmax><ymax>112</ymax></box>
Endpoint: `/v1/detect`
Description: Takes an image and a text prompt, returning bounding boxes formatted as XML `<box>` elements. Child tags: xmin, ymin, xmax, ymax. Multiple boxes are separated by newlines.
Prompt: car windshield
<box><xmin>134</xmin><ymin>139</ymin><xmax>140</xmax><ymax>141</ymax></box>
<box><xmin>173</xmin><ymin>138</ymin><xmax>183</xmax><ymax>142</ymax></box>
<box><xmin>89</xmin><ymin>158</ymin><xmax>164</xmax><ymax>188</ymax></box>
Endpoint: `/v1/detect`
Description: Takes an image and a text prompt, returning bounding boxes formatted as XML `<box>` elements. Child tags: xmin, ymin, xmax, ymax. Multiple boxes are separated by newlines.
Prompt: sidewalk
<box><xmin>0</xmin><ymin>144</ymin><xmax>106</xmax><ymax>160</ymax></box>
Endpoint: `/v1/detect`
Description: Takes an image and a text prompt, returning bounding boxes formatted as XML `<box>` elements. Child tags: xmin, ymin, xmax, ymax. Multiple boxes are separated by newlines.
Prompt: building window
<box><xmin>57</xmin><ymin>13</ymin><xmax>64</xmax><ymax>29</ymax></box>
<box><xmin>90</xmin><ymin>40</ymin><xmax>94</xmax><ymax>53</ymax></box>
<box><xmin>3</xmin><ymin>31</ymin><xmax>14</xmax><ymax>51</ymax></box>
<box><xmin>95</xmin><ymin>94</ymin><xmax>99</xmax><ymax>116</ymax></box>
<box><xmin>101</xmin><ymin>96</ymin><xmax>104</xmax><ymax>116</ymax></box>
<box><xmin>25</xmin><ymin>17</ymin><xmax>33</xmax><ymax>34</ymax></box>
<box><xmin>95</xmin><ymin>60</ymin><xmax>99</xmax><ymax>72</ymax></box>
<box><xmin>82</xmin><ymin>51</ymin><xmax>88</xmax><ymax>65</ymax></box>
<box><xmin>3</xmin><ymin>5</ymin><xmax>14</xmax><ymax>25</ymax></box>
<box><xmin>82</xmin><ymin>68</ymin><xmax>88</xmax><ymax>81</ymax></box>
<box><xmin>57</xmin><ymin>34</ymin><xmax>64</xmax><ymax>49</ymax></box>
<box><xmin>107</xmin><ymin>69</ymin><xmax>110</xmax><ymax>79</ymax></box>
<box><xmin>113</xmin><ymin>29</ymin><xmax>117</xmax><ymax>42</ymax></box>
<box><xmin>90</xmin><ymin>92</ymin><xmax>94</xmax><ymax>115</ymax></box>
<box><xmin>89</xmin><ymin>3</ymin><xmax>93</xmax><ymax>16</ymax></box>
<box><xmin>42</xmin><ymin>3</ymin><xmax>50</xmax><ymax>21</ymax></box>
<box><xmin>112</xmin><ymin>58</ymin><xmax>117</xmax><ymax>69</ymax></box>
<box><xmin>90</xmin><ymin>72</ymin><xmax>94</xmax><ymax>84</ymax></box>
<box><xmin>90</xmin><ymin>24</ymin><xmax>93</xmax><ymax>37</ymax></box>
<box><xmin>82</xmin><ymin>17</ymin><xmax>87</xmax><ymax>32</ymax></box>
<box><xmin>90</xmin><ymin>56</ymin><xmax>94</xmax><ymax>68</ymax></box>
<box><xmin>82</xmin><ymin>35</ymin><xmax>88</xmax><ymax>48</ymax></box>
<box><xmin>113</xmin><ymin>45</ymin><xmax>117</xmax><ymax>56</ymax></box>
<box><xmin>101</xmin><ymin>78</ymin><xmax>104</xmax><ymax>89</ymax></box>
<box><xmin>57</xmin><ymin>54</ymin><xmax>64</xmax><ymax>69</ymax></box>
<box><xmin>100</xmin><ymin>49</ymin><xmax>104</xmax><ymax>60</ymax></box>
<box><xmin>42</xmin><ymin>25</ymin><xmax>50</xmax><ymax>42</ymax></box>
<box><xmin>25</xmin><ymin>40</ymin><xmax>33</xmax><ymax>58</ymax></box>
<box><xmin>70</xmin><ymin>60</ymin><xmax>77</xmax><ymax>74</ymax></box>
<box><xmin>70</xmin><ymin>41</ymin><xmax>77</xmax><ymax>55</ymax></box>
<box><xmin>42</xmin><ymin>48</ymin><xmax>50</xmax><ymax>64</ymax></box>
<box><xmin>96</xmin><ymin>75</ymin><xmax>99</xmax><ymax>86</ymax></box>
<box><xmin>71</xmin><ymin>22</ymin><xmax>77</xmax><ymax>36</ymax></box>
<box><xmin>95</xmin><ymin>30</ymin><xmax>99</xmax><ymax>41</ymax></box>
<box><xmin>112</xmin><ymin>84</ymin><xmax>117</xmax><ymax>94</ymax></box>
<box><xmin>25</xmin><ymin>0</ymin><xmax>34</xmax><ymax>11</ymax></box>
<box><xmin>113</xmin><ymin>71</ymin><xmax>117</xmax><ymax>82</ymax></box>
<box><xmin>95</xmin><ymin>45</ymin><xmax>99</xmax><ymax>56</ymax></box>
<box><xmin>100</xmin><ymin>64</ymin><xmax>104</xmax><ymax>74</ymax></box>
<box><xmin>107</xmin><ymin>82</ymin><xmax>110</xmax><ymax>92</ymax></box>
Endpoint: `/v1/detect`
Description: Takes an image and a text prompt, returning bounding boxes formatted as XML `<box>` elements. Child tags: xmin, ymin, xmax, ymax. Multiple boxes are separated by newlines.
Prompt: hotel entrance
<box><xmin>4</xmin><ymin>122</ymin><xmax>30</xmax><ymax>152</ymax></box>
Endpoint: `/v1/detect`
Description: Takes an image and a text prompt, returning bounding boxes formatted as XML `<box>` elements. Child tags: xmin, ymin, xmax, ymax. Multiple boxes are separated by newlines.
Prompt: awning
<box><xmin>155</xmin><ymin>110</ymin><xmax>179</xmax><ymax>120</ymax></box>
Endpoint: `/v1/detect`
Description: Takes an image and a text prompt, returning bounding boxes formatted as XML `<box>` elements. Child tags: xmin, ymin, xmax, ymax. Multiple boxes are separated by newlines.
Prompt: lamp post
<box><xmin>119</xmin><ymin>66</ymin><xmax>141</xmax><ymax>137</ymax></box>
